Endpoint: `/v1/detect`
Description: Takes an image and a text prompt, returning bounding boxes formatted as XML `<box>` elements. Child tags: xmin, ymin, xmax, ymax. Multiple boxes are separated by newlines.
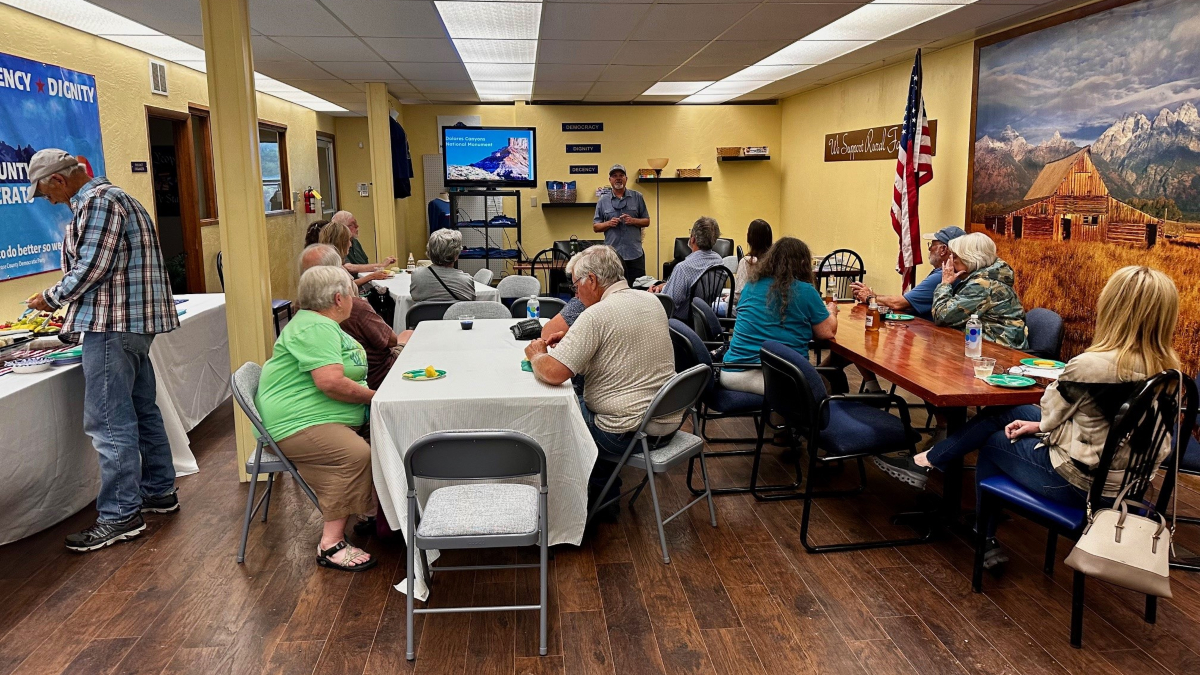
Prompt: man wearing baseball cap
<box><xmin>26</xmin><ymin>148</ymin><xmax>180</xmax><ymax>552</ymax></box>
<box><xmin>850</xmin><ymin>225</ymin><xmax>965</xmax><ymax>321</ymax></box>
<box><xmin>593</xmin><ymin>164</ymin><xmax>650</xmax><ymax>285</ymax></box>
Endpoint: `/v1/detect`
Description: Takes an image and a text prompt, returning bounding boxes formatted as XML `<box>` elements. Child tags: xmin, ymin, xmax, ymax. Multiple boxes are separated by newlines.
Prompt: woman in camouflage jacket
<box><xmin>931</xmin><ymin>232</ymin><xmax>1028</xmax><ymax>350</ymax></box>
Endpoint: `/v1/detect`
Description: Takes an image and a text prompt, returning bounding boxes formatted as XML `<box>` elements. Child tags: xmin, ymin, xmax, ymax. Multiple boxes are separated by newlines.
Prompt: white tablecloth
<box><xmin>0</xmin><ymin>293</ymin><xmax>230</xmax><ymax>544</ymax></box>
<box><xmin>371</xmin><ymin>319</ymin><xmax>597</xmax><ymax>600</ymax></box>
<box><xmin>368</xmin><ymin>271</ymin><xmax>500</xmax><ymax>332</ymax></box>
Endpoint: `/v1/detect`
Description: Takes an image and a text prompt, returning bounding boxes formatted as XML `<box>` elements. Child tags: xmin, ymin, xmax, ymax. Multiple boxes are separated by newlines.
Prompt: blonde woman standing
<box><xmin>876</xmin><ymin>266</ymin><xmax>1181</xmax><ymax>569</ymax></box>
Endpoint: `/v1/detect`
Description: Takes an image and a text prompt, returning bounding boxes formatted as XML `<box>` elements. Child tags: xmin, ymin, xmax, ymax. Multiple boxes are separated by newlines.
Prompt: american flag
<box><xmin>891</xmin><ymin>50</ymin><xmax>933</xmax><ymax>292</ymax></box>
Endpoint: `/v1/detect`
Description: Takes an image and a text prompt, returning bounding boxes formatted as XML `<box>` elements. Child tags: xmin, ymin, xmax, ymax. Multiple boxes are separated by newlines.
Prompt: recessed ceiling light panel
<box><xmin>643</xmin><ymin>81</ymin><xmax>714</xmax><ymax>96</ymax></box>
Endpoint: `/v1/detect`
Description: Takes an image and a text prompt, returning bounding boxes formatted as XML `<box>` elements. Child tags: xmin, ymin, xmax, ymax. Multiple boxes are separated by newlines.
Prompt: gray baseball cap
<box><xmin>608</xmin><ymin>164</ymin><xmax>626</xmax><ymax>176</ymax></box>
<box><xmin>28</xmin><ymin>149</ymin><xmax>81</xmax><ymax>195</ymax></box>
<box><xmin>922</xmin><ymin>226</ymin><xmax>966</xmax><ymax>244</ymax></box>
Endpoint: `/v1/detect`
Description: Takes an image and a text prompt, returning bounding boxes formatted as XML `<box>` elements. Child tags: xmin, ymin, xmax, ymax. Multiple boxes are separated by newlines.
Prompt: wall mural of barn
<box><xmin>969</xmin><ymin>0</ymin><xmax>1200</xmax><ymax>373</ymax></box>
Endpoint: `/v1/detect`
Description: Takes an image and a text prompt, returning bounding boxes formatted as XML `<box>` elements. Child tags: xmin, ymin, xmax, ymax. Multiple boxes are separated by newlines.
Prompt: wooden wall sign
<box><xmin>566</xmin><ymin>144</ymin><xmax>601</xmax><ymax>153</ymax></box>
<box><xmin>824</xmin><ymin>119</ymin><xmax>937</xmax><ymax>162</ymax></box>
<box><xmin>569</xmin><ymin>165</ymin><xmax>598</xmax><ymax>174</ymax></box>
<box><xmin>563</xmin><ymin>123</ymin><xmax>603</xmax><ymax>132</ymax></box>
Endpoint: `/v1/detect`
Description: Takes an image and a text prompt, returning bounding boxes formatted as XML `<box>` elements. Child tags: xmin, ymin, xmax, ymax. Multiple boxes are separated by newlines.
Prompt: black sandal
<box><xmin>316</xmin><ymin>541</ymin><xmax>377</xmax><ymax>572</ymax></box>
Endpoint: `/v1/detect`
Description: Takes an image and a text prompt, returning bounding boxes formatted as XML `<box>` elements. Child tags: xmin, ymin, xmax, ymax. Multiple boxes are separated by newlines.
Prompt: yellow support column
<box><xmin>201</xmin><ymin>0</ymin><xmax>274</xmax><ymax>480</ymax></box>
<box><xmin>365</xmin><ymin>83</ymin><xmax>400</xmax><ymax>260</ymax></box>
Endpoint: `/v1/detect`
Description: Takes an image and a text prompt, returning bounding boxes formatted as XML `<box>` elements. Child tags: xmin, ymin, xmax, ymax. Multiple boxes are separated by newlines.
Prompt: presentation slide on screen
<box><xmin>444</xmin><ymin>128</ymin><xmax>533</xmax><ymax>184</ymax></box>
<box><xmin>0</xmin><ymin>52</ymin><xmax>105</xmax><ymax>282</ymax></box>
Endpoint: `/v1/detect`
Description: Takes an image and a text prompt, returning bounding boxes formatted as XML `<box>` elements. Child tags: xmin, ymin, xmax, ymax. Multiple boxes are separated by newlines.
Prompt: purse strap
<box><xmin>1171</xmin><ymin>370</ymin><xmax>1183</xmax><ymax>553</ymax></box>
<box><xmin>428</xmin><ymin>266</ymin><xmax>467</xmax><ymax>302</ymax></box>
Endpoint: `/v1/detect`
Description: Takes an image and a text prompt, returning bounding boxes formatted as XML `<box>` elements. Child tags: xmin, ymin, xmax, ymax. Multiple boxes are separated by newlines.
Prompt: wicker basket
<box><xmin>546</xmin><ymin>180</ymin><xmax>577</xmax><ymax>203</ymax></box>
<box><xmin>716</xmin><ymin>146</ymin><xmax>742</xmax><ymax>157</ymax></box>
<box><xmin>676</xmin><ymin>167</ymin><xmax>701</xmax><ymax>178</ymax></box>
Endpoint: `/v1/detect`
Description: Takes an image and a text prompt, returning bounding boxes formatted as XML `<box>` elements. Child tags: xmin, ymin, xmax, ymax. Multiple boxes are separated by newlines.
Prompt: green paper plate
<box><xmin>986</xmin><ymin>374</ymin><xmax>1037</xmax><ymax>388</ymax></box>
<box><xmin>521</xmin><ymin>359</ymin><xmax>533</xmax><ymax>372</ymax></box>
<box><xmin>402</xmin><ymin>369</ymin><xmax>446</xmax><ymax>381</ymax></box>
<box><xmin>1020</xmin><ymin>357</ymin><xmax>1066</xmax><ymax>369</ymax></box>
<box><xmin>49</xmin><ymin>346</ymin><xmax>83</xmax><ymax>359</ymax></box>
<box><xmin>884</xmin><ymin>313</ymin><xmax>914</xmax><ymax>321</ymax></box>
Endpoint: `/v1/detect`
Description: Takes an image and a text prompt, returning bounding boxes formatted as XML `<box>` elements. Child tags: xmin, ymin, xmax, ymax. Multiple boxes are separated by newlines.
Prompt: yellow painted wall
<box><xmin>397</xmin><ymin>102</ymin><xmax>783</xmax><ymax>275</ymax></box>
<box><xmin>334</xmin><ymin>116</ymin><xmax>377</xmax><ymax>261</ymax></box>
<box><xmin>779</xmin><ymin>42</ymin><xmax>976</xmax><ymax>296</ymax></box>
<box><xmin>0</xmin><ymin>4</ymin><xmax>333</xmax><ymax>313</ymax></box>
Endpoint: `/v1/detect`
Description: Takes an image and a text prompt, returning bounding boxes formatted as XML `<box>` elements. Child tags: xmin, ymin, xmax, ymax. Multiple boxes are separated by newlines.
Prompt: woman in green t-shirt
<box><xmin>255</xmin><ymin>266</ymin><xmax>378</xmax><ymax>571</ymax></box>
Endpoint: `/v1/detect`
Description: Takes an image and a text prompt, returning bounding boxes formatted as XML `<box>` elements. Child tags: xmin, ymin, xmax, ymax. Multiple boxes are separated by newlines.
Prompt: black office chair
<box><xmin>405</xmin><ymin>300</ymin><xmax>456</xmax><ymax>329</ymax></box>
<box><xmin>216</xmin><ymin>251</ymin><xmax>293</xmax><ymax>335</ymax></box>
<box><xmin>662</xmin><ymin>238</ymin><xmax>735</xmax><ymax>280</ymax></box>
<box><xmin>1025</xmin><ymin>308</ymin><xmax>1065</xmax><ymax>360</ymax></box>
<box><xmin>652</xmin><ymin>293</ymin><xmax>674</xmax><ymax>319</ymax></box>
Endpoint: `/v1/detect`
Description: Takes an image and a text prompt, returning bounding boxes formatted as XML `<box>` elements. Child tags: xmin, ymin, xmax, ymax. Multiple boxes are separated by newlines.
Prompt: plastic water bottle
<box><xmin>406</xmin><ymin>253</ymin><xmax>415</xmax><ymax>272</ymax></box>
<box><xmin>965</xmin><ymin>314</ymin><xmax>983</xmax><ymax>358</ymax></box>
<box><xmin>527</xmin><ymin>295</ymin><xmax>540</xmax><ymax>319</ymax></box>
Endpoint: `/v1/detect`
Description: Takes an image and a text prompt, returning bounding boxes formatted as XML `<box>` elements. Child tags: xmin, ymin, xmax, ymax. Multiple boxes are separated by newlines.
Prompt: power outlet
<box><xmin>530</xmin><ymin>196</ymin><xmax>538</xmax><ymax>207</ymax></box>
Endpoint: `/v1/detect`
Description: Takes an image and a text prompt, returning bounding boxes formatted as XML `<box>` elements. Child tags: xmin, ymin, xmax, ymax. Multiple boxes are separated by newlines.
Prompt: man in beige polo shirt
<box><xmin>524</xmin><ymin>245</ymin><xmax>678</xmax><ymax>520</ymax></box>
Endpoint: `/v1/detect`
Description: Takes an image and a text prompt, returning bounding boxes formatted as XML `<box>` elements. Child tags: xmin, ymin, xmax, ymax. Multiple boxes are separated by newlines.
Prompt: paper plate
<box><xmin>986</xmin><ymin>374</ymin><xmax>1037</xmax><ymax>388</ymax></box>
<box><xmin>521</xmin><ymin>359</ymin><xmax>533</xmax><ymax>372</ymax></box>
<box><xmin>402</xmin><ymin>369</ymin><xmax>446</xmax><ymax>381</ymax></box>
<box><xmin>1020</xmin><ymin>357</ymin><xmax>1065</xmax><ymax>369</ymax></box>
<box><xmin>50</xmin><ymin>355</ymin><xmax>83</xmax><ymax>366</ymax></box>
<box><xmin>884</xmin><ymin>313</ymin><xmax>914</xmax><ymax>321</ymax></box>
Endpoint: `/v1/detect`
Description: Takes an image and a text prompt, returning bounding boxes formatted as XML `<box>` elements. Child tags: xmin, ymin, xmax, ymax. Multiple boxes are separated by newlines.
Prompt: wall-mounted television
<box><xmin>442</xmin><ymin>125</ymin><xmax>536</xmax><ymax>189</ymax></box>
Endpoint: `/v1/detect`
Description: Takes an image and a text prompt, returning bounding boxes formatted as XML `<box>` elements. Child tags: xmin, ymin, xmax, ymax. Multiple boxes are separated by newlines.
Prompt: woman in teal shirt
<box><xmin>721</xmin><ymin>237</ymin><xmax>839</xmax><ymax>395</ymax></box>
<box><xmin>256</xmin><ymin>266</ymin><xmax>378</xmax><ymax>572</ymax></box>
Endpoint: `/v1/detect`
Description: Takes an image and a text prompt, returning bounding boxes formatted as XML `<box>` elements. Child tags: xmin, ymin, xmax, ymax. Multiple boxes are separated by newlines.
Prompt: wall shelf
<box><xmin>540</xmin><ymin>202</ymin><xmax>598</xmax><ymax>208</ymax></box>
<box><xmin>636</xmin><ymin>176</ymin><xmax>713</xmax><ymax>183</ymax></box>
<box><xmin>719</xmin><ymin>155</ymin><xmax>770</xmax><ymax>162</ymax></box>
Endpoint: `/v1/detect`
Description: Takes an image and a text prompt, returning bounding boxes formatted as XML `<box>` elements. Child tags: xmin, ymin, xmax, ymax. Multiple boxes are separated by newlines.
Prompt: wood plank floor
<box><xmin>5</xmin><ymin>401</ymin><xmax>1200</xmax><ymax>675</ymax></box>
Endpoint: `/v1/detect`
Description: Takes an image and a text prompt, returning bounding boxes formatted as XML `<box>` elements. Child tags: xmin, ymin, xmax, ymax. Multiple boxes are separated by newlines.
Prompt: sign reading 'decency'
<box><xmin>824</xmin><ymin>120</ymin><xmax>938</xmax><ymax>162</ymax></box>
<box><xmin>569</xmin><ymin>165</ymin><xmax>598</xmax><ymax>174</ymax></box>
<box><xmin>562</xmin><ymin>123</ymin><xmax>603</xmax><ymax>132</ymax></box>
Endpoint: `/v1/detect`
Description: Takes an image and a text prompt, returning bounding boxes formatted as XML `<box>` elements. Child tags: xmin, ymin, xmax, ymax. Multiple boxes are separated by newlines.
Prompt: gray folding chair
<box><xmin>404</xmin><ymin>430</ymin><xmax>549</xmax><ymax>661</ymax></box>
<box><xmin>587</xmin><ymin>364</ymin><xmax>716</xmax><ymax>564</ymax></box>
<box><xmin>444</xmin><ymin>300</ymin><xmax>511</xmax><ymax>320</ymax></box>
<box><xmin>230</xmin><ymin>362</ymin><xmax>321</xmax><ymax>564</ymax></box>
<box><xmin>510</xmin><ymin>296</ymin><xmax>567</xmax><ymax>319</ymax></box>
<box><xmin>496</xmin><ymin>274</ymin><xmax>541</xmax><ymax>300</ymax></box>
<box><xmin>473</xmin><ymin>268</ymin><xmax>494</xmax><ymax>286</ymax></box>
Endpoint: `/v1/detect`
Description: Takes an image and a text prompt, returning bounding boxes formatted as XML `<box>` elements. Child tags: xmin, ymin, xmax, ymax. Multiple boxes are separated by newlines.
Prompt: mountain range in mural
<box><xmin>973</xmin><ymin>102</ymin><xmax>1200</xmax><ymax>220</ymax></box>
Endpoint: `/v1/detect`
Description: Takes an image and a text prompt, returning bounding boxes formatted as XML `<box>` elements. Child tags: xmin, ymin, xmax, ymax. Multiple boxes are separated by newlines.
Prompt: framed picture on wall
<box><xmin>966</xmin><ymin>0</ymin><xmax>1200</xmax><ymax>372</ymax></box>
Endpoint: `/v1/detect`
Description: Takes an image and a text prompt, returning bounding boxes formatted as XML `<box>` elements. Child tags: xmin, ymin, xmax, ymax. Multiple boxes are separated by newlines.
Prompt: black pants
<box><xmin>622</xmin><ymin>253</ymin><xmax>646</xmax><ymax>286</ymax></box>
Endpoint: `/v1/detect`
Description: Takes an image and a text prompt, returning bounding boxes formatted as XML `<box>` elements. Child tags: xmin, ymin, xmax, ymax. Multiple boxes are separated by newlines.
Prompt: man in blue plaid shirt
<box><xmin>27</xmin><ymin>149</ymin><xmax>180</xmax><ymax>552</ymax></box>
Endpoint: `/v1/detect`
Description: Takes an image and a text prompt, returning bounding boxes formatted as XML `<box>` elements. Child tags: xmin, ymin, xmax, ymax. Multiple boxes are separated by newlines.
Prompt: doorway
<box><xmin>1012</xmin><ymin>216</ymin><xmax>1023</xmax><ymax>239</ymax></box>
<box><xmin>146</xmin><ymin>109</ymin><xmax>205</xmax><ymax>294</ymax></box>
<box><xmin>1061</xmin><ymin>216</ymin><xmax>1072</xmax><ymax>241</ymax></box>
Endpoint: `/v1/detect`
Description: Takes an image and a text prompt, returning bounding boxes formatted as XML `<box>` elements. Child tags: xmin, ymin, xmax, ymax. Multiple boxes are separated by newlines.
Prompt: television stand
<box><xmin>448</xmin><ymin>190</ymin><xmax>523</xmax><ymax>283</ymax></box>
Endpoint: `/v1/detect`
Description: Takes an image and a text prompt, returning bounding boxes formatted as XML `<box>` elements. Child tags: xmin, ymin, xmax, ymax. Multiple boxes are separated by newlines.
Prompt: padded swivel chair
<box><xmin>662</xmin><ymin>238</ymin><xmax>735</xmax><ymax>279</ymax></box>
<box><xmin>217</xmin><ymin>251</ymin><xmax>292</xmax><ymax>334</ymax></box>
<box><xmin>973</xmin><ymin>371</ymin><xmax>1197</xmax><ymax>647</ymax></box>
<box><xmin>1025</xmin><ymin>308</ymin><xmax>1065</xmax><ymax>360</ymax></box>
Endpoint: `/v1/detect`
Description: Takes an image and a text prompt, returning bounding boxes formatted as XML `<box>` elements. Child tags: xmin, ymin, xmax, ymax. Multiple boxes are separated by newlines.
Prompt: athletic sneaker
<box><xmin>141</xmin><ymin>490</ymin><xmax>180</xmax><ymax>514</ymax></box>
<box><xmin>65</xmin><ymin>514</ymin><xmax>146</xmax><ymax>552</ymax></box>
<box><xmin>872</xmin><ymin>454</ymin><xmax>930</xmax><ymax>489</ymax></box>
<box><xmin>983</xmin><ymin>538</ymin><xmax>1011</xmax><ymax>570</ymax></box>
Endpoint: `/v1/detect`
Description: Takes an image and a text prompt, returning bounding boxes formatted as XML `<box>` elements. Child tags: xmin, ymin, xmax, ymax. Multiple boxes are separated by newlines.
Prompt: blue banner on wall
<box><xmin>0</xmin><ymin>52</ymin><xmax>104</xmax><ymax>282</ymax></box>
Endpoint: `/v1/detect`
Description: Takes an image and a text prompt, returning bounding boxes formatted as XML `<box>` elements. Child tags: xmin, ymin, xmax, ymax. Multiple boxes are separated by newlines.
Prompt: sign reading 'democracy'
<box><xmin>0</xmin><ymin>52</ymin><xmax>104</xmax><ymax>281</ymax></box>
<box><xmin>562</xmin><ymin>122</ymin><xmax>603</xmax><ymax>132</ymax></box>
<box><xmin>825</xmin><ymin>120</ymin><xmax>938</xmax><ymax>162</ymax></box>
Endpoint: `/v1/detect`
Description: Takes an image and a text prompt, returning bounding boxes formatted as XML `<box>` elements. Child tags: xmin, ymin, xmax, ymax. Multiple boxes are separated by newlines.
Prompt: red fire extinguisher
<box><xmin>304</xmin><ymin>187</ymin><xmax>319</xmax><ymax>214</ymax></box>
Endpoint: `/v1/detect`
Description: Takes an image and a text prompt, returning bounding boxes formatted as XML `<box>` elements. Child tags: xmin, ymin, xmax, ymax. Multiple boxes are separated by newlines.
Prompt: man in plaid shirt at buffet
<box><xmin>26</xmin><ymin>149</ymin><xmax>180</xmax><ymax>552</ymax></box>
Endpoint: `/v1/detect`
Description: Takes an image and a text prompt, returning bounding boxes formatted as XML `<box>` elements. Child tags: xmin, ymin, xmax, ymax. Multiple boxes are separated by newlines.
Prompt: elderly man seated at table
<box><xmin>524</xmin><ymin>245</ymin><xmax>678</xmax><ymax>520</ymax></box>
<box><xmin>650</xmin><ymin>216</ymin><xmax>724</xmax><ymax>320</ymax></box>
<box><xmin>333</xmin><ymin>210</ymin><xmax>395</xmax><ymax>270</ymax></box>
<box><xmin>255</xmin><ymin>265</ymin><xmax>378</xmax><ymax>572</ymax></box>
<box><xmin>299</xmin><ymin>244</ymin><xmax>399</xmax><ymax>390</ymax></box>
<box><xmin>319</xmin><ymin>222</ymin><xmax>388</xmax><ymax>289</ymax></box>
<box><xmin>410</xmin><ymin>228</ymin><xmax>477</xmax><ymax>303</ymax></box>
<box><xmin>931</xmin><ymin>232</ymin><xmax>1028</xmax><ymax>350</ymax></box>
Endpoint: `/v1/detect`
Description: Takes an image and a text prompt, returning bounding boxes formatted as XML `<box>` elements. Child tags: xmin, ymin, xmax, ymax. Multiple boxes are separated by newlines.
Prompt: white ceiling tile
<box><xmin>588</xmin><ymin>81</ymin><xmax>656</xmax><ymax>95</ymax></box>
<box><xmin>583</xmin><ymin>94</ymin><xmax>634</xmax><ymax>102</ymax></box>
<box><xmin>314</xmin><ymin>61</ymin><xmax>401</xmax><ymax>79</ymax></box>
<box><xmin>685</xmin><ymin>40</ymin><xmax>792</xmax><ymax>67</ymax></box>
<box><xmin>279</xmin><ymin>79</ymin><xmax>364</xmax><ymax>93</ymax></box>
<box><xmin>612</xmin><ymin>41</ymin><xmax>708</xmax><ymax>66</ymax></box>
<box><xmin>635</xmin><ymin>95</ymin><xmax>688</xmax><ymax>103</ymax></box>
<box><xmin>887</xmin><ymin>4</ymin><xmax>1034</xmax><ymax>41</ymax></box>
<box><xmin>363</xmin><ymin>37</ymin><xmax>462</xmax><ymax>62</ymax></box>
<box><xmin>411</xmin><ymin>80</ymin><xmax>479</xmax><ymax>94</ymax></box>
<box><xmin>532</xmin><ymin>94</ymin><xmax>585</xmax><ymax>101</ymax></box>
<box><xmin>250</xmin><ymin>0</ymin><xmax>350</xmax><ymax>37</ymax></box>
<box><xmin>599</xmin><ymin>65</ymin><xmax>675</xmax><ymax>81</ymax></box>
<box><xmin>543</xmin><ymin>0</ymin><xmax>648</xmax><ymax>3</ymax></box>
<box><xmin>466</xmin><ymin>63</ymin><xmax>537</xmax><ymax>81</ymax></box>
<box><xmin>436</xmin><ymin>1</ymin><xmax>543</xmax><ymax>40</ymax></box>
<box><xmin>830</xmin><ymin>39</ymin><xmax>924</xmax><ymax>64</ymax></box>
<box><xmin>250</xmin><ymin>37</ymin><xmax>307</xmax><ymax>62</ymax></box>
<box><xmin>537</xmin><ymin>40</ymin><xmax>624</xmax><ymax>65</ymax></box>
<box><xmin>271</xmin><ymin>37</ymin><xmax>380</xmax><ymax>62</ymax></box>
<box><xmin>541</xmin><ymin>3</ymin><xmax>651</xmax><ymax>41</ymax></box>
<box><xmin>335</xmin><ymin>0</ymin><xmax>449</xmax><ymax>38</ymax></box>
<box><xmin>255</xmin><ymin>60</ymin><xmax>339</xmax><ymax>80</ymax></box>
<box><xmin>664</xmin><ymin>64</ymin><xmax>744</xmax><ymax>80</ymax></box>
<box><xmin>533</xmin><ymin>82</ymin><xmax>594</xmax><ymax>96</ymax></box>
<box><xmin>455</xmin><ymin>40</ymin><xmax>538</xmax><ymax>63</ymax></box>
<box><xmin>378</xmin><ymin>80</ymin><xmax>418</xmax><ymax>93</ymax></box>
<box><xmin>630</xmin><ymin>5</ymin><xmax>754</xmax><ymax>41</ymax></box>
<box><xmin>534</xmin><ymin>64</ymin><xmax>606</xmax><ymax>82</ymax></box>
<box><xmin>390</xmin><ymin>62</ymin><xmax>473</xmax><ymax>81</ymax></box>
<box><xmin>89</xmin><ymin>0</ymin><xmax>204</xmax><ymax>35</ymax></box>
<box><xmin>721</xmin><ymin>3</ymin><xmax>863</xmax><ymax>41</ymax></box>
<box><xmin>730</xmin><ymin>92</ymin><xmax>779</xmax><ymax>101</ymax></box>
<box><xmin>319</xmin><ymin>93</ymin><xmax>369</xmax><ymax>105</ymax></box>
<box><xmin>428</xmin><ymin>93</ymin><xmax>483</xmax><ymax>102</ymax></box>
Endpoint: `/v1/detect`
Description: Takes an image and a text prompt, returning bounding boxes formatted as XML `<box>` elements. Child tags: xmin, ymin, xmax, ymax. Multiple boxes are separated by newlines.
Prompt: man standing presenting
<box><xmin>593</xmin><ymin>164</ymin><xmax>650</xmax><ymax>285</ymax></box>
<box><xmin>26</xmin><ymin>149</ymin><xmax>180</xmax><ymax>552</ymax></box>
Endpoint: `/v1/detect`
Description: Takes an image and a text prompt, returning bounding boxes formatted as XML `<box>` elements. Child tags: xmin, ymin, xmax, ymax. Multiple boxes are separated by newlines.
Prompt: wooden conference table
<box><xmin>821</xmin><ymin>303</ymin><xmax>1045</xmax><ymax>520</ymax></box>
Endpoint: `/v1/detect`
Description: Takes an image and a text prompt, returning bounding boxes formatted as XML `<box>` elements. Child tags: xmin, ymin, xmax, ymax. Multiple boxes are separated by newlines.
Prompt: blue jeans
<box><xmin>83</xmin><ymin>332</ymin><xmax>176</xmax><ymax>523</ymax></box>
<box><xmin>925</xmin><ymin>404</ymin><xmax>1086</xmax><ymax>535</ymax></box>
<box><xmin>578</xmin><ymin>395</ymin><xmax>630</xmax><ymax>499</ymax></box>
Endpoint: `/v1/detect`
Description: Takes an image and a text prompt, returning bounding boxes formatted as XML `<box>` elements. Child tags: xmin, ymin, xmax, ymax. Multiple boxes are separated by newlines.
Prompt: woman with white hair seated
<box><xmin>409</xmin><ymin>228</ymin><xmax>477</xmax><ymax>303</ymax></box>
<box><xmin>255</xmin><ymin>266</ymin><xmax>377</xmax><ymax>572</ymax></box>
<box><xmin>931</xmin><ymin>232</ymin><xmax>1028</xmax><ymax>349</ymax></box>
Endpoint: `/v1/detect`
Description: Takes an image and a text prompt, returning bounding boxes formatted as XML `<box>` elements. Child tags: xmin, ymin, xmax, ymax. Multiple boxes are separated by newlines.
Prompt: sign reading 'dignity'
<box><xmin>562</xmin><ymin>123</ymin><xmax>603</xmax><ymax>132</ymax></box>
<box><xmin>569</xmin><ymin>165</ymin><xmax>598</xmax><ymax>174</ymax></box>
<box><xmin>824</xmin><ymin>120</ymin><xmax>938</xmax><ymax>162</ymax></box>
<box><xmin>566</xmin><ymin>144</ymin><xmax>601</xmax><ymax>153</ymax></box>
